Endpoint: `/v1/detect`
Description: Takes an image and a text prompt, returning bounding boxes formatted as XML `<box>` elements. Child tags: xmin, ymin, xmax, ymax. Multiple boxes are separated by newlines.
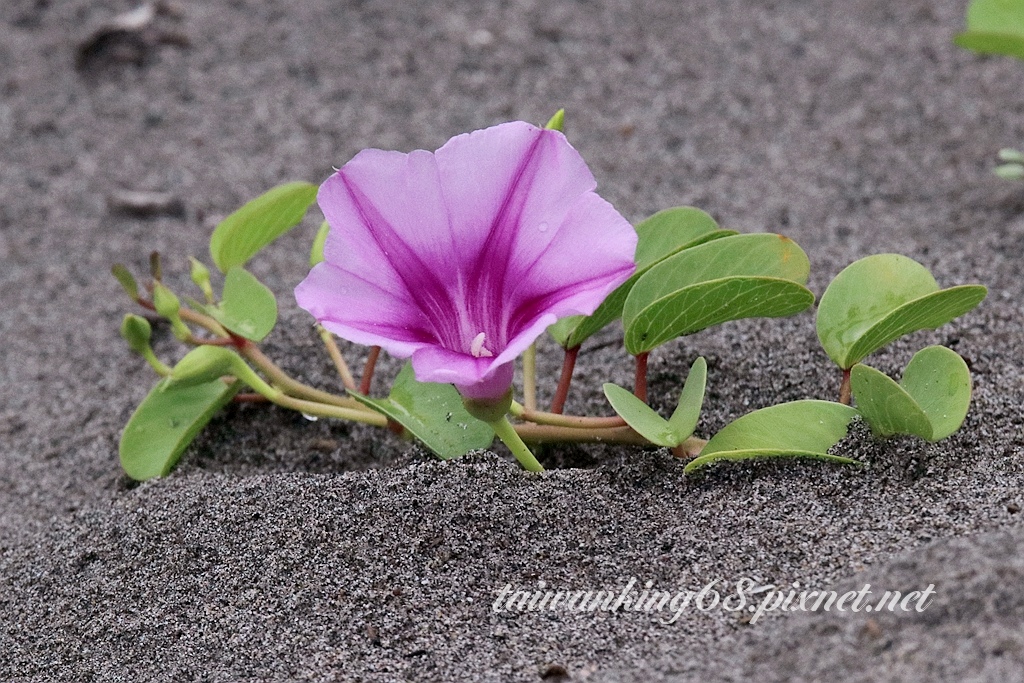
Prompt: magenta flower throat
<box><xmin>295</xmin><ymin>121</ymin><xmax>637</xmax><ymax>401</ymax></box>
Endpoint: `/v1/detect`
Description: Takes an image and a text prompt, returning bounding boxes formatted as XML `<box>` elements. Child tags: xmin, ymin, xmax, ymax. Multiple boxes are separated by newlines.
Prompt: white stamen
<box><xmin>470</xmin><ymin>332</ymin><xmax>493</xmax><ymax>358</ymax></box>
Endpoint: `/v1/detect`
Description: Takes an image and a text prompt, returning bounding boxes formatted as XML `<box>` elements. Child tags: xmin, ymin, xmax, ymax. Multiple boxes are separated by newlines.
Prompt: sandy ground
<box><xmin>1</xmin><ymin>0</ymin><xmax>1023</xmax><ymax>680</ymax></box>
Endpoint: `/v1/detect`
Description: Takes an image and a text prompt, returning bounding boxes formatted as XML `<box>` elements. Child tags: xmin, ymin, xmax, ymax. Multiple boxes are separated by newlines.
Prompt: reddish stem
<box><xmin>549</xmin><ymin>345</ymin><xmax>580</xmax><ymax>415</ymax></box>
<box><xmin>634</xmin><ymin>352</ymin><xmax>649</xmax><ymax>403</ymax></box>
<box><xmin>233</xmin><ymin>393</ymin><xmax>269</xmax><ymax>403</ymax></box>
<box><xmin>360</xmin><ymin>346</ymin><xmax>381</xmax><ymax>395</ymax></box>
<box><xmin>839</xmin><ymin>368</ymin><xmax>852</xmax><ymax>405</ymax></box>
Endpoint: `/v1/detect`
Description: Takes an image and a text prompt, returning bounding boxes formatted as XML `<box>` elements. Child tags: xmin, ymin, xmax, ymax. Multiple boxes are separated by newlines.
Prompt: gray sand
<box><xmin>1</xmin><ymin>0</ymin><xmax>1023</xmax><ymax>680</ymax></box>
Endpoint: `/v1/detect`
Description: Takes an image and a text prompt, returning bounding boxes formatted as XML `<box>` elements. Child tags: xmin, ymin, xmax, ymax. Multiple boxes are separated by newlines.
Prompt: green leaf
<box><xmin>310</xmin><ymin>220</ymin><xmax>330</xmax><ymax>267</ymax></box>
<box><xmin>851</xmin><ymin>346</ymin><xmax>972</xmax><ymax>441</ymax></box>
<box><xmin>623</xmin><ymin>233</ymin><xmax>814</xmax><ymax>354</ymax></box>
<box><xmin>350</xmin><ymin>364</ymin><xmax>495</xmax><ymax>459</ymax></box>
<box><xmin>685</xmin><ymin>449</ymin><xmax>858</xmax><ymax>474</ymax></box>
<box><xmin>549</xmin><ymin>207</ymin><xmax>735</xmax><ymax>348</ymax></box>
<box><xmin>120</xmin><ymin>378</ymin><xmax>241</xmax><ymax>480</ymax></box>
<box><xmin>998</xmin><ymin>148</ymin><xmax>1024</xmax><ymax>163</ymax></box>
<box><xmin>668</xmin><ymin>356</ymin><xmax>707</xmax><ymax>439</ymax></box>
<box><xmin>850</xmin><ymin>364</ymin><xmax>932</xmax><ymax>440</ymax></box>
<box><xmin>603</xmin><ymin>384</ymin><xmax>679</xmax><ymax>447</ymax></box>
<box><xmin>687</xmin><ymin>400</ymin><xmax>860</xmax><ymax>474</ymax></box>
<box><xmin>816</xmin><ymin>254</ymin><xmax>987</xmax><ymax>369</ymax></box>
<box><xmin>206</xmin><ymin>267</ymin><xmax>278</xmax><ymax>342</ymax></box>
<box><xmin>632</xmin><ymin>207</ymin><xmax>728</xmax><ymax>270</ymax></box>
<box><xmin>209</xmin><ymin>181</ymin><xmax>319</xmax><ymax>272</ymax></box>
<box><xmin>995</xmin><ymin>163</ymin><xmax>1024</xmax><ymax>180</ymax></box>
<box><xmin>903</xmin><ymin>346</ymin><xmax>972</xmax><ymax>440</ymax></box>
<box><xmin>955</xmin><ymin>0</ymin><xmax>1024</xmax><ymax>59</ymax></box>
<box><xmin>602</xmin><ymin>357</ymin><xmax>707</xmax><ymax>447</ymax></box>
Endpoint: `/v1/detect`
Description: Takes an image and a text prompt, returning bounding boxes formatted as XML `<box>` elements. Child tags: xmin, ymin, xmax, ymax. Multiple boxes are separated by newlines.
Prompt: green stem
<box><xmin>317</xmin><ymin>325</ymin><xmax>357</xmax><ymax>391</ymax></box>
<box><xmin>522</xmin><ymin>343</ymin><xmax>537</xmax><ymax>412</ymax></box>
<box><xmin>228</xmin><ymin>357</ymin><xmax>389</xmax><ymax>427</ymax></box>
<box><xmin>490</xmin><ymin>415</ymin><xmax>545</xmax><ymax>472</ymax></box>
<box><xmin>140</xmin><ymin>348</ymin><xmax>172</xmax><ymax>376</ymax></box>
<box><xmin>239</xmin><ymin>342</ymin><xmax>367</xmax><ymax>411</ymax></box>
<box><xmin>509</xmin><ymin>401</ymin><xmax>626</xmax><ymax>429</ymax></box>
<box><xmin>275</xmin><ymin>394</ymin><xmax>390</xmax><ymax>427</ymax></box>
<box><xmin>514</xmin><ymin>423</ymin><xmax>648</xmax><ymax>445</ymax></box>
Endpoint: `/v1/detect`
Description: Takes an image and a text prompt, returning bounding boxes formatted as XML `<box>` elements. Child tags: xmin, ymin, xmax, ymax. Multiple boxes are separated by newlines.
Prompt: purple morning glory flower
<box><xmin>295</xmin><ymin>121</ymin><xmax>637</xmax><ymax>401</ymax></box>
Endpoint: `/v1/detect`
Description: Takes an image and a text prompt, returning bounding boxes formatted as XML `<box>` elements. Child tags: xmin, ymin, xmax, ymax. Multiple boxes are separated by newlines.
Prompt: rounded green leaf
<box><xmin>350</xmin><ymin>364</ymin><xmax>495</xmax><ymax>460</ymax></box>
<box><xmin>850</xmin><ymin>364</ymin><xmax>932</xmax><ymax>439</ymax></box>
<box><xmin>209</xmin><ymin>181</ymin><xmax>319</xmax><ymax>273</ymax></box>
<box><xmin>623</xmin><ymin>233</ymin><xmax>812</xmax><ymax>354</ymax></box>
<box><xmin>816</xmin><ymin>254</ymin><xmax>987</xmax><ymax>369</ymax></box>
<box><xmin>955</xmin><ymin>0</ymin><xmax>1024</xmax><ymax>59</ymax></box>
<box><xmin>632</xmin><ymin>207</ymin><xmax>725</xmax><ymax>271</ymax></box>
<box><xmin>625</xmin><ymin>277</ymin><xmax>814</xmax><ymax>354</ymax></box>
<box><xmin>549</xmin><ymin>207</ymin><xmax>735</xmax><ymax>349</ymax></box>
<box><xmin>852</xmin><ymin>346</ymin><xmax>972</xmax><ymax>441</ymax></box>
<box><xmin>688</xmin><ymin>400</ymin><xmax>860</xmax><ymax>473</ymax></box>
<box><xmin>120</xmin><ymin>378</ymin><xmax>241</xmax><ymax>480</ymax></box>
<box><xmin>206</xmin><ymin>267</ymin><xmax>278</xmax><ymax>342</ymax></box>
<box><xmin>902</xmin><ymin>346</ymin><xmax>972</xmax><ymax>441</ymax></box>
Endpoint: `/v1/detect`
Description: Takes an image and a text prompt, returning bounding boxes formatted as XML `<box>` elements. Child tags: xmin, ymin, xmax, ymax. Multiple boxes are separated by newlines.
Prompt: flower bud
<box><xmin>120</xmin><ymin>314</ymin><xmax>152</xmax><ymax>355</ymax></box>
<box><xmin>111</xmin><ymin>264</ymin><xmax>139</xmax><ymax>301</ymax></box>
<box><xmin>152</xmin><ymin>282</ymin><xmax>191</xmax><ymax>340</ymax></box>
<box><xmin>189</xmin><ymin>257</ymin><xmax>215</xmax><ymax>303</ymax></box>
<box><xmin>170</xmin><ymin>346</ymin><xmax>240</xmax><ymax>387</ymax></box>
<box><xmin>544</xmin><ymin>108</ymin><xmax>565</xmax><ymax>132</ymax></box>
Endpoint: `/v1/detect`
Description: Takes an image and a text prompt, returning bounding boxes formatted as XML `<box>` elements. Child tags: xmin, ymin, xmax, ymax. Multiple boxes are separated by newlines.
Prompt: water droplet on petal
<box><xmin>302</xmin><ymin>413</ymin><xmax>319</xmax><ymax>421</ymax></box>
<box><xmin>538</xmin><ymin>221</ymin><xmax>549</xmax><ymax>233</ymax></box>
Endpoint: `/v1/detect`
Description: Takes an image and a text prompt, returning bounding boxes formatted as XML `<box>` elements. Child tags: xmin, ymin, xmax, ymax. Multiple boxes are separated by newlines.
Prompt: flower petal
<box><xmin>298</xmin><ymin>120</ymin><xmax>638</xmax><ymax>401</ymax></box>
<box><xmin>411</xmin><ymin>345</ymin><xmax>514</xmax><ymax>400</ymax></box>
<box><xmin>294</xmin><ymin>262</ymin><xmax>431</xmax><ymax>358</ymax></box>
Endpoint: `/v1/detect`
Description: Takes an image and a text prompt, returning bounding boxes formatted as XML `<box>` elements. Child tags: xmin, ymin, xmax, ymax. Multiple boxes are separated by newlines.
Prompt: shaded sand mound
<box><xmin>2</xmin><ymin>0</ymin><xmax>1023</xmax><ymax>680</ymax></box>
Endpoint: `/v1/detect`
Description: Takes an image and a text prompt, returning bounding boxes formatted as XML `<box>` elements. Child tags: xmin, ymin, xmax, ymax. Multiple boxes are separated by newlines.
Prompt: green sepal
<box><xmin>189</xmin><ymin>257</ymin><xmax>215</xmax><ymax>303</ymax></box>
<box><xmin>120</xmin><ymin>314</ymin><xmax>153</xmax><ymax>355</ymax></box>
<box><xmin>544</xmin><ymin>109</ymin><xmax>565</xmax><ymax>132</ymax></box>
